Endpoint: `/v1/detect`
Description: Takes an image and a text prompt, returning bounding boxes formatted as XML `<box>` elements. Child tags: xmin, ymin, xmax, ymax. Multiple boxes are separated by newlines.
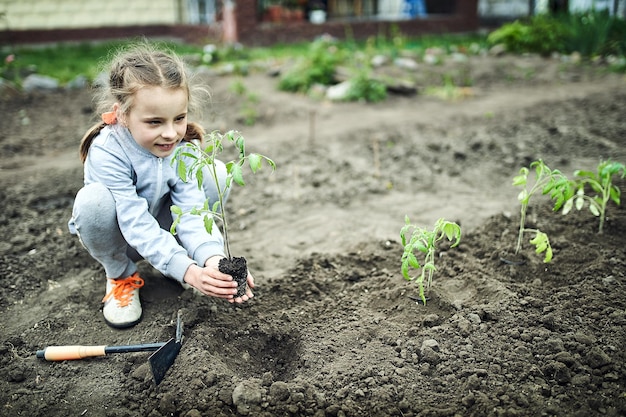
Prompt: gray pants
<box><xmin>69</xmin><ymin>161</ymin><xmax>229</xmax><ymax>279</ymax></box>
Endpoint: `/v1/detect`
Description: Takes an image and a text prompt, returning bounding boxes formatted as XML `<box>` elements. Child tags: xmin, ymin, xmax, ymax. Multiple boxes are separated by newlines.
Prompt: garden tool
<box><xmin>149</xmin><ymin>311</ymin><xmax>183</xmax><ymax>385</ymax></box>
<box><xmin>36</xmin><ymin>311</ymin><xmax>183</xmax><ymax>385</ymax></box>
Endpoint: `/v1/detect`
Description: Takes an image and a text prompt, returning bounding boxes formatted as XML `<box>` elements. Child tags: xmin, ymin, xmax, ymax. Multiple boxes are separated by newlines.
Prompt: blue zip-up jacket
<box><xmin>79</xmin><ymin>124</ymin><xmax>225</xmax><ymax>282</ymax></box>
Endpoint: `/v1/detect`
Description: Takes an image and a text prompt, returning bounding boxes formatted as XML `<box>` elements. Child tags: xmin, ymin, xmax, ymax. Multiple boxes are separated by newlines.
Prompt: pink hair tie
<box><xmin>101</xmin><ymin>111</ymin><xmax>117</xmax><ymax>125</ymax></box>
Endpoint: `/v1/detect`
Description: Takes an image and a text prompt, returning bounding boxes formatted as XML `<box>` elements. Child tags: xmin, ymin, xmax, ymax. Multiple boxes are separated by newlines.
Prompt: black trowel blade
<box><xmin>149</xmin><ymin>338</ymin><xmax>181</xmax><ymax>385</ymax></box>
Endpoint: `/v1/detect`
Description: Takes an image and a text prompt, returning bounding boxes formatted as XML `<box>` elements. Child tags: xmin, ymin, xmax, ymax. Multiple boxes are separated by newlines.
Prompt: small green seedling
<box><xmin>512</xmin><ymin>160</ymin><xmax>574</xmax><ymax>263</ymax></box>
<box><xmin>562</xmin><ymin>160</ymin><xmax>625</xmax><ymax>234</ymax></box>
<box><xmin>170</xmin><ymin>130</ymin><xmax>275</xmax><ymax>259</ymax></box>
<box><xmin>400</xmin><ymin>217</ymin><xmax>461</xmax><ymax>305</ymax></box>
<box><xmin>229</xmin><ymin>79</ymin><xmax>260</xmax><ymax>126</ymax></box>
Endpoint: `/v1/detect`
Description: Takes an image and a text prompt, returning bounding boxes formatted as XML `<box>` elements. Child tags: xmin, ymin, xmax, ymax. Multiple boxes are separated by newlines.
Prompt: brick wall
<box><xmin>235</xmin><ymin>0</ymin><xmax>479</xmax><ymax>46</ymax></box>
<box><xmin>1</xmin><ymin>0</ymin><xmax>480</xmax><ymax>46</ymax></box>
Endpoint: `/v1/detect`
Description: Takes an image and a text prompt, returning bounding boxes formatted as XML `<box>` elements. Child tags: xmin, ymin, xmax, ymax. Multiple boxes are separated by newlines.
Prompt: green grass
<box><xmin>0</xmin><ymin>39</ymin><xmax>219</xmax><ymax>84</ymax></box>
<box><xmin>1</xmin><ymin>33</ymin><xmax>488</xmax><ymax>86</ymax></box>
<box><xmin>487</xmin><ymin>10</ymin><xmax>626</xmax><ymax>59</ymax></box>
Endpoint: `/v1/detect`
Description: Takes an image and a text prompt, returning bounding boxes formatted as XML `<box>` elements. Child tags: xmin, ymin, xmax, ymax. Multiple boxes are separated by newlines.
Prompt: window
<box><xmin>187</xmin><ymin>0</ymin><xmax>217</xmax><ymax>24</ymax></box>
<box><xmin>259</xmin><ymin>0</ymin><xmax>454</xmax><ymax>23</ymax></box>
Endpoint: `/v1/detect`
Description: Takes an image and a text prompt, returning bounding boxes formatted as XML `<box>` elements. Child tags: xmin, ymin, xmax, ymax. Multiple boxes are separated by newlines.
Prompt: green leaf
<box><xmin>609</xmin><ymin>185</ymin><xmax>621</xmax><ymax>205</ymax></box>
<box><xmin>426</xmin><ymin>233</ymin><xmax>435</xmax><ymax>248</ymax></box>
<box><xmin>423</xmin><ymin>263</ymin><xmax>436</xmax><ymax>272</ymax></box>
<box><xmin>442</xmin><ymin>222</ymin><xmax>462</xmax><ymax>246</ymax></box>
<box><xmin>249</xmin><ymin>153</ymin><xmax>262</xmax><ymax>173</ymax></box>
<box><xmin>196</xmin><ymin>167</ymin><xmax>204</xmax><ymax>189</ymax></box>
<box><xmin>563</xmin><ymin>197</ymin><xmax>573</xmax><ymax>214</ymax></box>
<box><xmin>170</xmin><ymin>205</ymin><xmax>183</xmax><ymax>215</ymax></box>
<box><xmin>400</xmin><ymin>231</ymin><xmax>408</xmax><ymax>247</ymax></box>
<box><xmin>529</xmin><ymin>231</ymin><xmax>552</xmax><ymax>263</ymax></box>
<box><xmin>528</xmin><ymin>233</ymin><xmax>541</xmax><ymax>245</ymax></box>
<box><xmin>544</xmin><ymin>245</ymin><xmax>553</xmax><ymax>263</ymax></box>
<box><xmin>588</xmin><ymin>181</ymin><xmax>603</xmax><ymax>195</ymax></box>
<box><xmin>512</xmin><ymin>174</ymin><xmax>527</xmax><ymax>187</ymax></box>
<box><xmin>517</xmin><ymin>189</ymin><xmax>528</xmax><ymax>203</ymax></box>
<box><xmin>575</xmin><ymin>195</ymin><xmax>584</xmax><ymax>211</ymax></box>
<box><xmin>181</xmin><ymin>151</ymin><xmax>198</xmax><ymax>160</ymax></box>
<box><xmin>534</xmin><ymin>240</ymin><xmax>547</xmax><ymax>253</ymax></box>
<box><xmin>203</xmin><ymin>215</ymin><xmax>214</xmax><ymax>234</ymax></box>
<box><xmin>231</xmin><ymin>164</ymin><xmax>245</xmax><ymax>186</ymax></box>
<box><xmin>589</xmin><ymin>204</ymin><xmax>600</xmax><ymax>216</ymax></box>
<box><xmin>575</xmin><ymin>169</ymin><xmax>595</xmax><ymax>179</ymax></box>
<box><xmin>265</xmin><ymin>157</ymin><xmax>277</xmax><ymax>170</ymax></box>
<box><xmin>414</xmin><ymin>241</ymin><xmax>427</xmax><ymax>253</ymax></box>
<box><xmin>170</xmin><ymin>217</ymin><xmax>180</xmax><ymax>235</ymax></box>
<box><xmin>235</xmin><ymin>135</ymin><xmax>245</xmax><ymax>156</ymax></box>
<box><xmin>401</xmin><ymin>260</ymin><xmax>410</xmax><ymax>280</ymax></box>
<box><xmin>177</xmin><ymin>160</ymin><xmax>188</xmax><ymax>182</ymax></box>
<box><xmin>542</xmin><ymin>181</ymin><xmax>555</xmax><ymax>195</ymax></box>
<box><xmin>408</xmin><ymin>252</ymin><xmax>420</xmax><ymax>269</ymax></box>
<box><xmin>552</xmin><ymin>194</ymin><xmax>565</xmax><ymax>211</ymax></box>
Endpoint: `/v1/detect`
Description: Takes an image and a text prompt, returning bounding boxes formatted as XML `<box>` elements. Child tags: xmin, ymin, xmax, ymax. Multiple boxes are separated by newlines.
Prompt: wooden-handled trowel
<box><xmin>36</xmin><ymin>311</ymin><xmax>184</xmax><ymax>385</ymax></box>
<box><xmin>148</xmin><ymin>311</ymin><xmax>183</xmax><ymax>385</ymax></box>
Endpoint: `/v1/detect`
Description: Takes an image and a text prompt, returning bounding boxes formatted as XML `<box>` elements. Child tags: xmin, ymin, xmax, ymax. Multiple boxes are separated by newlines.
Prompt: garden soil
<box><xmin>0</xmin><ymin>52</ymin><xmax>625</xmax><ymax>417</ymax></box>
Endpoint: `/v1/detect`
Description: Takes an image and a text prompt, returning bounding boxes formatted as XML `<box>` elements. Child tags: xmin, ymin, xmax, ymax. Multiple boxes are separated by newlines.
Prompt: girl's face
<box><xmin>121</xmin><ymin>86</ymin><xmax>188</xmax><ymax>158</ymax></box>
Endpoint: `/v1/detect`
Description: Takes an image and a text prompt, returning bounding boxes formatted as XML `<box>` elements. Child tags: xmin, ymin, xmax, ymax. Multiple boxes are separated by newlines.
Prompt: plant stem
<box><xmin>217</xmin><ymin>185</ymin><xmax>232</xmax><ymax>259</ymax></box>
<box><xmin>516</xmin><ymin>203</ymin><xmax>527</xmax><ymax>254</ymax></box>
<box><xmin>202</xmin><ymin>142</ymin><xmax>232</xmax><ymax>259</ymax></box>
<box><xmin>598</xmin><ymin>185</ymin><xmax>608</xmax><ymax>234</ymax></box>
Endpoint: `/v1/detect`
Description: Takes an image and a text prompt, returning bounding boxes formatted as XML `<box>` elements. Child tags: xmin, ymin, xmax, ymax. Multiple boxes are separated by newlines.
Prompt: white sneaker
<box><xmin>102</xmin><ymin>273</ymin><xmax>144</xmax><ymax>328</ymax></box>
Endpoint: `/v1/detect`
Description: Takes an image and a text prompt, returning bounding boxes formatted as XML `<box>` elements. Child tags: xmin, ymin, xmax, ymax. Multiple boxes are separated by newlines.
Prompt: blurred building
<box><xmin>479</xmin><ymin>0</ymin><xmax>626</xmax><ymax>18</ymax></box>
<box><xmin>0</xmin><ymin>0</ymin><xmax>478</xmax><ymax>46</ymax></box>
<box><xmin>1</xmin><ymin>0</ymin><xmax>624</xmax><ymax>46</ymax></box>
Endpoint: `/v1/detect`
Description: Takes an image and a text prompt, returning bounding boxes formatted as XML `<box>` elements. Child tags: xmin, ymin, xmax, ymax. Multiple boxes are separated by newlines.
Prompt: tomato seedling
<box><xmin>512</xmin><ymin>160</ymin><xmax>575</xmax><ymax>263</ymax></box>
<box><xmin>562</xmin><ymin>160</ymin><xmax>625</xmax><ymax>234</ymax></box>
<box><xmin>400</xmin><ymin>217</ymin><xmax>461</xmax><ymax>305</ymax></box>
<box><xmin>170</xmin><ymin>130</ymin><xmax>275</xmax><ymax>258</ymax></box>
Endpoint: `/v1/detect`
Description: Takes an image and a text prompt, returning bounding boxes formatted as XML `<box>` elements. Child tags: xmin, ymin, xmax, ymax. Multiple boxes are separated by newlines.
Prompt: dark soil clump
<box><xmin>219</xmin><ymin>256</ymin><xmax>248</xmax><ymax>298</ymax></box>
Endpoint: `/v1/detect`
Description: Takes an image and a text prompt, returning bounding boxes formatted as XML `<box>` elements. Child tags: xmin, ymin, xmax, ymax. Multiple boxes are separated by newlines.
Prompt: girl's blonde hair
<box><xmin>79</xmin><ymin>42</ymin><xmax>207</xmax><ymax>162</ymax></box>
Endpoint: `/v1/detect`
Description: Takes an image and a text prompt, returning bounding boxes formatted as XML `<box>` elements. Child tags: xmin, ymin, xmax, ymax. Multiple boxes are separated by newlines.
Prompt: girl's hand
<box><xmin>183</xmin><ymin>256</ymin><xmax>254</xmax><ymax>303</ymax></box>
<box><xmin>233</xmin><ymin>270</ymin><xmax>255</xmax><ymax>304</ymax></box>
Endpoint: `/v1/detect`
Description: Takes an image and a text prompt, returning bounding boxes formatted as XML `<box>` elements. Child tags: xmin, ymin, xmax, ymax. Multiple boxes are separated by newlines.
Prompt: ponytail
<box><xmin>184</xmin><ymin>122</ymin><xmax>205</xmax><ymax>144</ymax></box>
<box><xmin>79</xmin><ymin>122</ymin><xmax>107</xmax><ymax>163</ymax></box>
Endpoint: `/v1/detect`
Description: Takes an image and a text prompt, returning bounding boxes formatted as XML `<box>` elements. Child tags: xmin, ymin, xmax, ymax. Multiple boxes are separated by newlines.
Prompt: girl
<box><xmin>69</xmin><ymin>43</ymin><xmax>254</xmax><ymax>329</ymax></box>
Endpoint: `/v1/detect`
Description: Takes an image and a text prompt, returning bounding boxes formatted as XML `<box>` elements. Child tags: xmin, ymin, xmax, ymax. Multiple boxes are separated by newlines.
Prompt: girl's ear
<box><xmin>113</xmin><ymin>103</ymin><xmax>126</xmax><ymax>126</ymax></box>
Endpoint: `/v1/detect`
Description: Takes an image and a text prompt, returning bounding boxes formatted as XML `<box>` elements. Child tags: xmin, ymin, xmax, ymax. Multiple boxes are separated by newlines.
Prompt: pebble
<box><xmin>421</xmin><ymin>339</ymin><xmax>439</xmax><ymax>352</ymax></box>
<box><xmin>467</xmin><ymin>313</ymin><xmax>481</xmax><ymax>324</ymax></box>
<box><xmin>269</xmin><ymin>381</ymin><xmax>290</xmax><ymax>402</ymax></box>
<box><xmin>585</xmin><ymin>347</ymin><xmax>611</xmax><ymax>369</ymax></box>
<box><xmin>393</xmin><ymin>57</ymin><xmax>419</xmax><ymax>70</ymax></box>
<box><xmin>22</xmin><ymin>74</ymin><xmax>59</xmax><ymax>92</ymax></box>
<box><xmin>326</xmin><ymin>80</ymin><xmax>351</xmax><ymax>101</ymax></box>
<box><xmin>232</xmin><ymin>380</ymin><xmax>263</xmax><ymax>415</ymax></box>
<box><xmin>420</xmin><ymin>346</ymin><xmax>441</xmax><ymax>365</ymax></box>
<box><xmin>158</xmin><ymin>393</ymin><xmax>177</xmax><ymax>415</ymax></box>
<box><xmin>422</xmin><ymin>313</ymin><xmax>441</xmax><ymax>327</ymax></box>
